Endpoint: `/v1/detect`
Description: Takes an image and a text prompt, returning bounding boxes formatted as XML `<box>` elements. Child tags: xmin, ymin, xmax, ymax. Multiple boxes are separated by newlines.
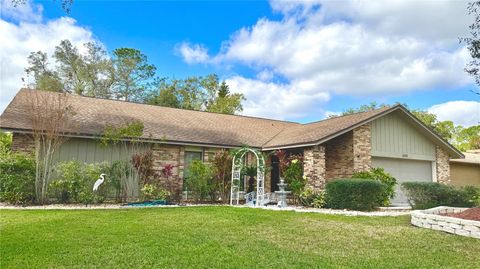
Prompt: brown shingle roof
<box><xmin>0</xmin><ymin>89</ymin><xmax>461</xmax><ymax>158</ymax></box>
<box><xmin>0</xmin><ymin>89</ymin><xmax>298</xmax><ymax>148</ymax></box>
<box><xmin>262</xmin><ymin>106</ymin><xmax>392</xmax><ymax>149</ymax></box>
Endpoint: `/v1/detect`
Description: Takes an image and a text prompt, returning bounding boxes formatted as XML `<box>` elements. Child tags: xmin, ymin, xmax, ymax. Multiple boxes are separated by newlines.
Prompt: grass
<box><xmin>1</xmin><ymin>207</ymin><xmax>479</xmax><ymax>268</ymax></box>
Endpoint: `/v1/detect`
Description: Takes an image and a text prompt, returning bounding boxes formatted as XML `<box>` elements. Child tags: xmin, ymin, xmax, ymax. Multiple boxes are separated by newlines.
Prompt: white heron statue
<box><xmin>93</xmin><ymin>173</ymin><xmax>106</xmax><ymax>192</ymax></box>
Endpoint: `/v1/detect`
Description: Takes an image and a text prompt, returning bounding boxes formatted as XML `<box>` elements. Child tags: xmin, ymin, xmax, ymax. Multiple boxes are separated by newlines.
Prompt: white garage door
<box><xmin>372</xmin><ymin>157</ymin><xmax>433</xmax><ymax>206</ymax></box>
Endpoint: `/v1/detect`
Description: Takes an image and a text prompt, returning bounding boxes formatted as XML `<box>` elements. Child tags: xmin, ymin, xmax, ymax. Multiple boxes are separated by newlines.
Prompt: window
<box><xmin>183</xmin><ymin>151</ymin><xmax>203</xmax><ymax>189</ymax></box>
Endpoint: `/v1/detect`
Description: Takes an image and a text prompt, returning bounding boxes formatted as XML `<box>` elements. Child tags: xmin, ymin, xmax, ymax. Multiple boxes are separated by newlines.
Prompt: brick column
<box><xmin>436</xmin><ymin>146</ymin><xmax>450</xmax><ymax>184</ymax></box>
<box><xmin>303</xmin><ymin>145</ymin><xmax>326</xmax><ymax>191</ymax></box>
<box><xmin>352</xmin><ymin>123</ymin><xmax>372</xmax><ymax>173</ymax></box>
<box><xmin>151</xmin><ymin>144</ymin><xmax>184</xmax><ymax>196</ymax></box>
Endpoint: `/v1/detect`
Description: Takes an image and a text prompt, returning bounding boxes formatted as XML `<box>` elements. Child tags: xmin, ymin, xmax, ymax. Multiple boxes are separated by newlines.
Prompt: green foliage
<box><xmin>283</xmin><ymin>158</ymin><xmax>306</xmax><ymax>202</ymax></box>
<box><xmin>100</xmin><ymin>120</ymin><xmax>144</xmax><ymax>146</ymax></box>
<box><xmin>337</xmin><ymin>102</ymin><xmax>388</xmax><ymax>117</ymax></box>
<box><xmin>352</xmin><ymin>168</ymin><xmax>397</xmax><ymax>206</ymax></box>
<box><xmin>325</xmin><ymin>179</ymin><xmax>387</xmax><ymax>211</ymax></box>
<box><xmin>147</xmin><ymin>74</ymin><xmax>244</xmax><ymax>114</ymax></box>
<box><xmin>54</xmin><ymin>40</ymin><xmax>114</xmax><ymax>97</ymax></box>
<box><xmin>401</xmin><ymin>182</ymin><xmax>480</xmax><ymax>209</ymax></box>
<box><xmin>140</xmin><ymin>183</ymin><xmax>171</xmax><ymax>201</ymax></box>
<box><xmin>107</xmin><ymin>160</ymin><xmax>132</xmax><ymax>203</ymax></box>
<box><xmin>242</xmin><ymin>165</ymin><xmax>257</xmax><ymax>177</ymax></box>
<box><xmin>112</xmin><ymin>48</ymin><xmax>156</xmax><ymax>102</ymax></box>
<box><xmin>49</xmin><ymin>161</ymin><xmax>109</xmax><ymax>204</ymax></box>
<box><xmin>455</xmin><ymin>125</ymin><xmax>480</xmax><ymax>151</ymax></box>
<box><xmin>0</xmin><ymin>151</ymin><xmax>36</xmax><ymax>205</ymax></box>
<box><xmin>298</xmin><ymin>187</ymin><xmax>325</xmax><ymax>208</ymax></box>
<box><xmin>184</xmin><ymin>160</ymin><xmax>214</xmax><ymax>202</ymax></box>
<box><xmin>0</xmin><ymin>132</ymin><xmax>12</xmax><ymax>153</ymax></box>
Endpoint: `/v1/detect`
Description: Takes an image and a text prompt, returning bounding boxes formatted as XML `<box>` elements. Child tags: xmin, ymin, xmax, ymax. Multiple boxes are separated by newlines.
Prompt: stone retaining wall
<box><xmin>411</xmin><ymin>206</ymin><xmax>480</xmax><ymax>239</ymax></box>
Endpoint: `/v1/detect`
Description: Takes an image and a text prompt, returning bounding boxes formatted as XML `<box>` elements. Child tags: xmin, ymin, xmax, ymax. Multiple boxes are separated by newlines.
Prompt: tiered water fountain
<box><xmin>275</xmin><ymin>178</ymin><xmax>291</xmax><ymax>208</ymax></box>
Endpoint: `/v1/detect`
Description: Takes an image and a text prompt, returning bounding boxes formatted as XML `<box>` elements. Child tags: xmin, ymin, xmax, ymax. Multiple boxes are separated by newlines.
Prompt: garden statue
<box><xmin>93</xmin><ymin>173</ymin><xmax>106</xmax><ymax>191</ymax></box>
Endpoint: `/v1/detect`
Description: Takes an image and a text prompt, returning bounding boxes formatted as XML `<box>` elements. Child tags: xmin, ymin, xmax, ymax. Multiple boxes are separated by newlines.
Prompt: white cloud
<box><xmin>0</xmin><ymin>0</ymin><xmax>43</xmax><ymax>23</ymax></box>
<box><xmin>176</xmin><ymin>42</ymin><xmax>210</xmax><ymax>64</ymax></box>
<box><xmin>428</xmin><ymin>101</ymin><xmax>480</xmax><ymax>127</ymax></box>
<box><xmin>178</xmin><ymin>0</ymin><xmax>475</xmax><ymax>119</ymax></box>
<box><xmin>226</xmin><ymin>75</ymin><xmax>330</xmax><ymax>120</ymax></box>
<box><xmin>0</xmin><ymin>0</ymin><xmax>96</xmax><ymax>114</ymax></box>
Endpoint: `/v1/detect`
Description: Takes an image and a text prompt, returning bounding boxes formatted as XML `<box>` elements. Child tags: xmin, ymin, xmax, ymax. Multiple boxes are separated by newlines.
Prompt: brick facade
<box><xmin>11</xmin><ymin>133</ymin><xmax>35</xmax><ymax>154</ymax></box>
<box><xmin>303</xmin><ymin>145</ymin><xmax>326</xmax><ymax>191</ymax></box>
<box><xmin>353</xmin><ymin>124</ymin><xmax>372</xmax><ymax>172</ymax></box>
<box><xmin>324</xmin><ymin>123</ymin><xmax>372</xmax><ymax>181</ymax></box>
<box><xmin>151</xmin><ymin>144</ymin><xmax>185</xmax><ymax>197</ymax></box>
<box><xmin>325</xmin><ymin>131</ymin><xmax>354</xmax><ymax>180</ymax></box>
<box><xmin>436</xmin><ymin>146</ymin><xmax>450</xmax><ymax>184</ymax></box>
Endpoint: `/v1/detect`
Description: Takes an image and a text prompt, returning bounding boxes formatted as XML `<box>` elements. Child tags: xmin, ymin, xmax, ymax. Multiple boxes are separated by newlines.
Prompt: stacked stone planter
<box><xmin>411</xmin><ymin>206</ymin><xmax>480</xmax><ymax>239</ymax></box>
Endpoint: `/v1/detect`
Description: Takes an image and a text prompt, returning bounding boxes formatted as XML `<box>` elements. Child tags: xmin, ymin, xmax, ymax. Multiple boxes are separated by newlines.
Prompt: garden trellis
<box><xmin>230</xmin><ymin>147</ymin><xmax>266</xmax><ymax>206</ymax></box>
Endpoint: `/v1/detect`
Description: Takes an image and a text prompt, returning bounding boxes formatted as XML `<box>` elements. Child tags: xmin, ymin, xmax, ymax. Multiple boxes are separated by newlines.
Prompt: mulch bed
<box><xmin>441</xmin><ymin>207</ymin><xmax>480</xmax><ymax>221</ymax></box>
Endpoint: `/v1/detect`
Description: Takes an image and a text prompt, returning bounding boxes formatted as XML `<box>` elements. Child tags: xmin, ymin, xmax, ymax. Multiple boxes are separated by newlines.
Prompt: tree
<box><xmin>25</xmin><ymin>51</ymin><xmax>63</xmax><ymax>92</ymax></box>
<box><xmin>455</xmin><ymin>125</ymin><xmax>480</xmax><ymax>151</ymax></box>
<box><xmin>341</xmin><ymin>102</ymin><xmax>388</xmax><ymax>116</ymax></box>
<box><xmin>147</xmin><ymin>74</ymin><xmax>245</xmax><ymax>114</ymax></box>
<box><xmin>26</xmin><ymin>90</ymin><xmax>77</xmax><ymax>204</ymax></box>
<box><xmin>411</xmin><ymin>110</ymin><xmax>458</xmax><ymax>141</ymax></box>
<box><xmin>112</xmin><ymin>48</ymin><xmax>156</xmax><ymax>102</ymax></box>
<box><xmin>53</xmin><ymin>40</ymin><xmax>114</xmax><ymax>98</ymax></box>
<box><xmin>461</xmin><ymin>1</ymin><xmax>480</xmax><ymax>94</ymax></box>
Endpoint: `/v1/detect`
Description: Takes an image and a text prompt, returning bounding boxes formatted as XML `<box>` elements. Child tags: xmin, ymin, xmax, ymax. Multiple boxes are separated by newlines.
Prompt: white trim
<box><xmin>432</xmin><ymin>161</ymin><xmax>437</xmax><ymax>183</ymax></box>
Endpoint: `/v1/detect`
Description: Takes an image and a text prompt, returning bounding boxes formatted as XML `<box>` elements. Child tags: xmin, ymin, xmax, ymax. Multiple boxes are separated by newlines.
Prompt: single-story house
<box><xmin>0</xmin><ymin>89</ymin><xmax>464</xmax><ymax>204</ymax></box>
<box><xmin>450</xmin><ymin>150</ymin><xmax>480</xmax><ymax>186</ymax></box>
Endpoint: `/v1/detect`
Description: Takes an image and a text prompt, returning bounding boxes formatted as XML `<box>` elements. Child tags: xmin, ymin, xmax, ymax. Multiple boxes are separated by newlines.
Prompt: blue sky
<box><xmin>1</xmin><ymin>0</ymin><xmax>479</xmax><ymax>126</ymax></box>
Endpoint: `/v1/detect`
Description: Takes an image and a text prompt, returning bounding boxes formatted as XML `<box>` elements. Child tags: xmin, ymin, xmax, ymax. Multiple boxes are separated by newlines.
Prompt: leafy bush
<box><xmin>49</xmin><ymin>161</ymin><xmax>109</xmax><ymax>204</ymax></box>
<box><xmin>401</xmin><ymin>182</ymin><xmax>480</xmax><ymax>209</ymax></box>
<box><xmin>299</xmin><ymin>187</ymin><xmax>325</xmax><ymax>208</ymax></box>
<box><xmin>0</xmin><ymin>151</ymin><xmax>36</xmax><ymax>205</ymax></box>
<box><xmin>311</xmin><ymin>193</ymin><xmax>326</xmax><ymax>209</ymax></box>
<box><xmin>352</xmin><ymin>168</ymin><xmax>397</xmax><ymax>206</ymax></box>
<box><xmin>283</xmin><ymin>158</ymin><xmax>306</xmax><ymax>203</ymax></box>
<box><xmin>184</xmin><ymin>160</ymin><xmax>214</xmax><ymax>202</ymax></box>
<box><xmin>325</xmin><ymin>179</ymin><xmax>387</xmax><ymax>211</ymax></box>
<box><xmin>140</xmin><ymin>183</ymin><xmax>170</xmax><ymax>201</ymax></box>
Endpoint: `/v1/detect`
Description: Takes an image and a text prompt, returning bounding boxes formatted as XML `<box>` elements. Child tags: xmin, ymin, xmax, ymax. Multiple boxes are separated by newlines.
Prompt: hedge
<box><xmin>325</xmin><ymin>178</ymin><xmax>387</xmax><ymax>211</ymax></box>
<box><xmin>401</xmin><ymin>182</ymin><xmax>480</xmax><ymax>209</ymax></box>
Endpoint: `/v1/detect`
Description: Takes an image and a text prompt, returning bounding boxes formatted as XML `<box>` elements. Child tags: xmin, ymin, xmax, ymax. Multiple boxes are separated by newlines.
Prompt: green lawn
<box><xmin>1</xmin><ymin>207</ymin><xmax>479</xmax><ymax>268</ymax></box>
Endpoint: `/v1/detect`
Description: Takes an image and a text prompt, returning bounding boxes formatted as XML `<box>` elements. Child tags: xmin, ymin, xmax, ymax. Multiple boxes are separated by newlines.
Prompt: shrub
<box><xmin>140</xmin><ymin>183</ymin><xmax>170</xmax><ymax>201</ymax></box>
<box><xmin>352</xmin><ymin>168</ymin><xmax>397</xmax><ymax>206</ymax></box>
<box><xmin>49</xmin><ymin>161</ymin><xmax>109</xmax><ymax>204</ymax></box>
<box><xmin>108</xmin><ymin>160</ymin><xmax>132</xmax><ymax>203</ymax></box>
<box><xmin>0</xmin><ymin>151</ymin><xmax>36</xmax><ymax>205</ymax></box>
<box><xmin>283</xmin><ymin>158</ymin><xmax>306</xmax><ymax>203</ymax></box>
<box><xmin>299</xmin><ymin>187</ymin><xmax>325</xmax><ymax>208</ymax></box>
<box><xmin>401</xmin><ymin>182</ymin><xmax>480</xmax><ymax>209</ymax></box>
<box><xmin>184</xmin><ymin>160</ymin><xmax>214</xmax><ymax>202</ymax></box>
<box><xmin>325</xmin><ymin>179</ymin><xmax>387</xmax><ymax>211</ymax></box>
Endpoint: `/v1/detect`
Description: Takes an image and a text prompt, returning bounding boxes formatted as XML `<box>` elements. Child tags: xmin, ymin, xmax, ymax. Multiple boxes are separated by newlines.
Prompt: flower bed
<box><xmin>411</xmin><ymin>206</ymin><xmax>480</xmax><ymax>239</ymax></box>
